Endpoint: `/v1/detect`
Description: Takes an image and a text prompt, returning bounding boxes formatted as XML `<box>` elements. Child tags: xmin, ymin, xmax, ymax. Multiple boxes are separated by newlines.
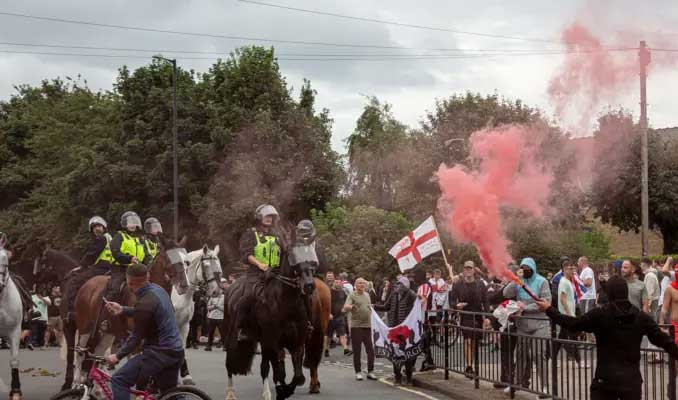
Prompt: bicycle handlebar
<box><xmin>72</xmin><ymin>346</ymin><xmax>107</xmax><ymax>363</ymax></box>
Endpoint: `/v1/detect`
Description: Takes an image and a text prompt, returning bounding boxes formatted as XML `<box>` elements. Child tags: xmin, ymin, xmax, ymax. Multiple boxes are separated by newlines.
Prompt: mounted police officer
<box><xmin>105</xmin><ymin>211</ymin><xmax>149</xmax><ymax>305</ymax></box>
<box><xmin>235</xmin><ymin>204</ymin><xmax>285</xmax><ymax>341</ymax></box>
<box><xmin>143</xmin><ymin>217</ymin><xmax>163</xmax><ymax>261</ymax></box>
<box><xmin>62</xmin><ymin>216</ymin><xmax>115</xmax><ymax>322</ymax></box>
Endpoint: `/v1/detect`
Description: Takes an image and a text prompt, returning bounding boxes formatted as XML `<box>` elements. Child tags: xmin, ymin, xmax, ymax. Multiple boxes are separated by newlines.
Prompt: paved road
<box><xmin>0</xmin><ymin>346</ymin><xmax>441</xmax><ymax>400</ymax></box>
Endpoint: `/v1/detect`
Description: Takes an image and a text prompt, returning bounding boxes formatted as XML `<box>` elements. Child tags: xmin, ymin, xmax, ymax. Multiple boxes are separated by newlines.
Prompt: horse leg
<box><xmin>288</xmin><ymin>346</ymin><xmax>306</xmax><ymax>395</ymax></box>
<box><xmin>94</xmin><ymin>333</ymin><xmax>114</xmax><ymax>357</ymax></box>
<box><xmin>61</xmin><ymin>322</ymin><xmax>76</xmax><ymax>390</ymax></box>
<box><xmin>260</xmin><ymin>350</ymin><xmax>272</xmax><ymax>400</ymax></box>
<box><xmin>269</xmin><ymin>349</ymin><xmax>289</xmax><ymax>400</ymax></box>
<box><xmin>178</xmin><ymin>318</ymin><xmax>195</xmax><ymax>385</ymax></box>
<box><xmin>225</xmin><ymin>373</ymin><xmax>237</xmax><ymax>400</ymax></box>
<box><xmin>309</xmin><ymin>366</ymin><xmax>320</xmax><ymax>394</ymax></box>
<box><xmin>8</xmin><ymin>324</ymin><xmax>22</xmax><ymax>400</ymax></box>
<box><xmin>74</xmin><ymin>332</ymin><xmax>90</xmax><ymax>384</ymax></box>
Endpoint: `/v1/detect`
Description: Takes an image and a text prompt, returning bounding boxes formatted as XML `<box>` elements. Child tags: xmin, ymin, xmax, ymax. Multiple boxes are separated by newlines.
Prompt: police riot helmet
<box><xmin>144</xmin><ymin>217</ymin><xmax>163</xmax><ymax>235</ymax></box>
<box><xmin>120</xmin><ymin>211</ymin><xmax>142</xmax><ymax>231</ymax></box>
<box><xmin>254</xmin><ymin>204</ymin><xmax>279</xmax><ymax>224</ymax></box>
<box><xmin>88</xmin><ymin>216</ymin><xmax>108</xmax><ymax>232</ymax></box>
<box><xmin>295</xmin><ymin>219</ymin><xmax>316</xmax><ymax>245</ymax></box>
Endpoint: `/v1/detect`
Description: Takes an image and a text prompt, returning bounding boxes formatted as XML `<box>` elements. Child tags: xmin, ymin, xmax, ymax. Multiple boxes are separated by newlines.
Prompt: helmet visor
<box><xmin>0</xmin><ymin>249</ymin><xmax>8</xmax><ymax>267</ymax></box>
<box><xmin>146</xmin><ymin>221</ymin><xmax>163</xmax><ymax>235</ymax></box>
<box><xmin>257</xmin><ymin>205</ymin><xmax>279</xmax><ymax>219</ymax></box>
<box><xmin>126</xmin><ymin>215</ymin><xmax>142</xmax><ymax>230</ymax></box>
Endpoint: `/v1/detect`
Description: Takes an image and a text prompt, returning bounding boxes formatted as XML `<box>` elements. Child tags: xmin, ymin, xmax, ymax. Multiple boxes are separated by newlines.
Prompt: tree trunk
<box><xmin>660</xmin><ymin>224</ymin><xmax>678</xmax><ymax>254</ymax></box>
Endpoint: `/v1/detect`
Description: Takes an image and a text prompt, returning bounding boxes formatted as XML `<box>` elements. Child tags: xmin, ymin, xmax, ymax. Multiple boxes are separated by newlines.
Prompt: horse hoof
<box><xmin>182</xmin><ymin>376</ymin><xmax>195</xmax><ymax>386</ymax></box>
<box><xmin>225</xmin><ymin>389</ymin><xmax>237</xmax><ymax>400</ymax></box>
<box><xmin>10</xmin><ymin>390</ymin><xmax>22</xmax><ymax>400</ymax></box>
<box><xmin>309</xmin><ymin>382</ymin><xmax>321</xmax><ymax>394</ymax></box>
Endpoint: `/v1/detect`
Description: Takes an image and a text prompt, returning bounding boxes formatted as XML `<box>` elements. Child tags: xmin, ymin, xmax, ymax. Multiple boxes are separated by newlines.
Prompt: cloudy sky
<box><xmin>1</xmin><ymin>0</ymin><xmax>676</xmax><ymax>152</ymax></box>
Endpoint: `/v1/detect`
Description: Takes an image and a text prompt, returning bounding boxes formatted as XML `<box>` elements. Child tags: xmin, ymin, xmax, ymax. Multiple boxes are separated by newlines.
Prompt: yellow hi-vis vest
<box><xmin>145</xmin><ymin>238</ymin><xmax>159</xmax><ymax>259</ymax></box>
<box><xmin>253</xmin><ymin>229</ymin><xmax>281</xmax><ymax>268</ymax></box>
<box><xmin>116</xmin><ymin>231</ymin><xmax>145</xmax><ymax>266</ymax></box>
<box><xmin>95</xmin><ymin>233</ymin><xmax>114</xmax><ymax>264</ymax></box>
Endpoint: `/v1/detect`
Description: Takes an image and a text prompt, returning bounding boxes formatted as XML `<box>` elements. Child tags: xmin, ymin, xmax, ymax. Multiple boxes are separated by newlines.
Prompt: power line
<box><xmin>0</xmin><ymin>48</ymin><xmax>639</xmax><ymax>61</ymax></box>
<box><xmin>239</xmin><ymin>0</ymin><xmax>562</xmax><ymax>45</ymax></box>
<box><xmin>0</xmin><ymin>41</ymin><xmax>638</xmax><ymax>57</ymax></box>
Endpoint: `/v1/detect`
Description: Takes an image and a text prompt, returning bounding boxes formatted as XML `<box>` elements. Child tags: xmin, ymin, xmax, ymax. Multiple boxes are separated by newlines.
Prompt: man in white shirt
<box><xmin>429</xmin><ymin>268</ymin><xmax>449</xmax><ymax>311</ymax></box>
<box><xmin>577</xmin><ymin>256</ymin><xmax>597</xmax><ymax>314</ymax></box>
<box><xmin>553</xmin><ymin>259</ymin><xmax>583</xmax><ymax>365</ymax></box>
<box><xmin>641</xmin><ymin>258</ymin><xmax>660</xmax><ymax>320</ymax></box>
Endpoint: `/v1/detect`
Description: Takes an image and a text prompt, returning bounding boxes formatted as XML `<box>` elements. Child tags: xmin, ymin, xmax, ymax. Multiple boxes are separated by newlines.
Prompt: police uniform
<box><xmin>144</xmin><ymin>237</ymin><xmax>160</xmax><ymax>261</ymax></box>
<box><xmin>106</xmin><ymin>231</ymin><xmax>148</xmax><ymax>302</ymax></box>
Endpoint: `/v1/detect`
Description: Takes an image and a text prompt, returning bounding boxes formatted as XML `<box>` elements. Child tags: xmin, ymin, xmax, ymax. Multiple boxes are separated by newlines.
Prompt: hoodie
<box><xmin>546</xmin><ymin>276</ymin><xmax>678</xmax><ymax>392</ymax></box>
<box><xmin>502</xmin><ymin>257</ymin><xmax>551</xmax><ymax>333</ymax></box>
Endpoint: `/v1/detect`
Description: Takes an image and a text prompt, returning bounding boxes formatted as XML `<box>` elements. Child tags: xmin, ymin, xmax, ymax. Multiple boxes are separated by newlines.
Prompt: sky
<box><xmin>0</xmin><ymin>0</ymin><xmax>677</xmax><ymax>152</ymax></box>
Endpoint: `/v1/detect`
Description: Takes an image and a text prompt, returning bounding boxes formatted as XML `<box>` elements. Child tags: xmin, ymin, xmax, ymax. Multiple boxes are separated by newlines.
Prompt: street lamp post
<box><xmin>154</xmin><ymin>56</ymin><xmax>179</xmax><ymax>241</ymax></box>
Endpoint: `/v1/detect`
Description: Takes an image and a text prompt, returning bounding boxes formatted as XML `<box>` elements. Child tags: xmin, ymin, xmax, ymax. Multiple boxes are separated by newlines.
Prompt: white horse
<box><xmin>0</xmin><ymin>244</ymin><xmax>24</xmax><ymax>400</ymax></box>
<box><xmin>172</xmin><ymin>245</ymin><xmax>222</xmax><ymax>385</ymax></box>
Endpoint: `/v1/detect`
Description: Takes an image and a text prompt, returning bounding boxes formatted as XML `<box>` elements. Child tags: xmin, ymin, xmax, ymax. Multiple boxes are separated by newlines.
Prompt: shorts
<box><xmin>48</xmin><ymin>316</ymin><xmax>63</xmax><ymax>332</ymax></box>
<box><xmin>579</xmin><ymin>299</ymin><xmax>596</xmax><ymax>314</ymax></box>
<box><xmin>327</xmin><ymin>316</ymin><xmax>347</xmax><ymax>337</ymax></box>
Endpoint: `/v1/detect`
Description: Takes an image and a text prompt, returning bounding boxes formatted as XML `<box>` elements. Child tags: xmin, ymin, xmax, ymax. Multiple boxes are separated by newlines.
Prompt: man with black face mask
<box><xmin>536</xmin><ymin>275</ymin><xmax>678</xmax><ymax>400</ymax></box>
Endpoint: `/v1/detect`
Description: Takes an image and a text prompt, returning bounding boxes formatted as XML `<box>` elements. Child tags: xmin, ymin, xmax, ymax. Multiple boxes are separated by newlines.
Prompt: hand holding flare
<box><xmin>505</xmin><ymin>270</ymin><xmax>540</xmax><ymax>302</ymax></box>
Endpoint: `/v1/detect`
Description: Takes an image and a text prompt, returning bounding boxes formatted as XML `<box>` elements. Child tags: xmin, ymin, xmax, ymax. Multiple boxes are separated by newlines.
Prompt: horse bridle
<box><xmin>275</xmin><ymin>263</ymin><xmax>317</xmax><ymax>295</ymax></box>
<box><xmin>198</xmin><ymin>254</ymin><xmax>220</xmax><ymax>285</ymax></box>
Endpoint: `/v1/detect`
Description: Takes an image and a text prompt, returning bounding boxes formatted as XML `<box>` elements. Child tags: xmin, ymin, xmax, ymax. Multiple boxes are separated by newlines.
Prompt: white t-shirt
<box><xmin>659</xmin><ymin>275</ymin><xmax>672</xmax><ymax>306</ymax></box>
<box><xmin>558</xmin><ymin>278</ymin><xmax>576</xmax><ymax>316</ymax></box>
<box><xmin>429</xmin><ymin>277</ymin><xmax>449</xmax><ymax>310</ymax></box>
<box><xmin>644</xmin><ymin>269</ymin><xmax>660</xmax><ymax>301</ymax></box>
<box><xmin>579</xmin><ymin>266</ymin><xmax>596</xmax><ymax>300</ymax></box>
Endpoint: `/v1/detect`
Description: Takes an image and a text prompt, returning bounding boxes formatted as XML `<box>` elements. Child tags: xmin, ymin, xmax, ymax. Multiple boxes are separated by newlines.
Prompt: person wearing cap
<box><xmin>449</xmin><ymin>260</ymin><xmax>489</xmax><ymax>379</ymax></box>
<box><xmin>235</xmin><ymin>204</ymin><xmax>285</xmax><ymax>342</ymax></box>
<box><xmin>536</xmin><ymin>275</ymin><xmax>678</xmax><ymax>400</ymax></box>
<box><xmin>62</xmin><ymin>216</ymin><xmax>114</xmax><ymax>322</ymax></box>
<box><xmin>104</xmin><ymin>263</ymin><xmax>184</xmax><ymax>400</ymax></box>
<box><xmin>501</xmin><ymin>257</ymin><xmax>551</xmax><ymax>397</ymax></box>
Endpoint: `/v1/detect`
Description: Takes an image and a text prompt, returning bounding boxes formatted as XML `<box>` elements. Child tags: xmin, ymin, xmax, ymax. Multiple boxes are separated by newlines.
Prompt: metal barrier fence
<box><xmin>425</xmin><ymin>309</ymin><xmax>677</xmax><ymax>400</ymax></box>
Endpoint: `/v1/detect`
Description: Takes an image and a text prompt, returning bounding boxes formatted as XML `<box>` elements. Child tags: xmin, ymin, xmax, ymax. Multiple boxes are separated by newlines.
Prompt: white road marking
<box><xmin>378</xmin><ymin>378</ymin><xmax>442</xmax><ymax>400</ymax></box>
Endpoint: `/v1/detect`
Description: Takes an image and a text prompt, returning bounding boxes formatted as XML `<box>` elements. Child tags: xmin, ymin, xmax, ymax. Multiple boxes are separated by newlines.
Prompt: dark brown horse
<box><xmin>305</xmin><ymin>277</ymin><xmax>330</xmax><ymax>394</ymax></box>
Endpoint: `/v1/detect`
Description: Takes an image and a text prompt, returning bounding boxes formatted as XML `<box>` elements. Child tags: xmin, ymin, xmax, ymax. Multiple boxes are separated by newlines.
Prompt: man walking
<box><xmin>343</xmin><ymin>278</ymin><xmax>376</xmax><ymax>381</ymax></box>
<box><xmin>325</xmin><ymin>279</ymin><xmax>352</xmax><ymax>357</ymax></box>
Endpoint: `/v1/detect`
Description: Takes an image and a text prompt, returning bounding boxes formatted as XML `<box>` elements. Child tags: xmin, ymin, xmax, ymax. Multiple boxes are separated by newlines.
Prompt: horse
<box><xmin>303</xmin><ymin>277</ymin><xmax>331</xmax><ymax>394</ymax></box>
<box><xmin>66</xmin><ymin>239</ymin><xmax>189</xmax><ymax>387</ymax></box>
<box><xmin>0</xmin><ymin>245</ymin><xmax>24</xmax><ymax>400</ymax></box>
<box><xmin>223</xmin><ymin>259</ymin><xmax>318</xmax><ymax>400</ymax></box>
<box><xmin>173</xmin><ymin>245</ymin><xmax>223</xmax><ymax>385</ymax></box>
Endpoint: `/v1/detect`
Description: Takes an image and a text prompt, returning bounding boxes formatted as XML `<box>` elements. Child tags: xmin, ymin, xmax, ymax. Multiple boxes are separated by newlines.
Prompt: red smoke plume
<box><xmin>436</xmin><ymin>125</ymin><xmax>552</xmax><ymax>277</ymax></box>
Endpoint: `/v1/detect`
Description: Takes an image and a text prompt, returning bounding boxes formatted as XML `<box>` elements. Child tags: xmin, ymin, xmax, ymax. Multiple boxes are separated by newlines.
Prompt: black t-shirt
<box><xmin>330</xmin><ymin>288</ymin><xmax>347</xmax><ymax>317</ymax></box>
<box><xmin>48</xmin><ymin>295</ymin><xmax>61</xmax><ymax>317</ymax></box>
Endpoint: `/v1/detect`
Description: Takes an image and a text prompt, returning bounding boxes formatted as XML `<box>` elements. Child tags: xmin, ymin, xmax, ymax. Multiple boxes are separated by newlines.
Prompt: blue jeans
<box><xmin>111</xmin><ymin>348</ymin><xmax>184</xmax><ymax>400</ymax></box>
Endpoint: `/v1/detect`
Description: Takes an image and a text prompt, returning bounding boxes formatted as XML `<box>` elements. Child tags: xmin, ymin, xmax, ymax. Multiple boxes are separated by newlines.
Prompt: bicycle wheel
<box><xmin>49</xmin><ymin>388</ymin><xmax>87</xmax><ymax>400</ymax></box>
<box><xmin>159</xmin><ymin>385</ymin><xmax>212</xmax><ymax>400</ymax></box>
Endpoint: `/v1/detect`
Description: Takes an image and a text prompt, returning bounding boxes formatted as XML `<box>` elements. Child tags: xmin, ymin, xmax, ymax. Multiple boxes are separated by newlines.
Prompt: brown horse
<box><xmin>66</xmin><ymin>239</ymin><xmax>188</xmax><ymax>385</ymax></box>
<box><xmin>305</xmin><ymin>277</ymin><xmax>331</xmax><ymax>394</ymax></box>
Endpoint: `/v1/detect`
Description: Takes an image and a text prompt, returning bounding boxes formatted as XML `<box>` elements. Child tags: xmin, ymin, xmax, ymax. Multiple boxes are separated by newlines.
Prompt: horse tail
<box><xmin>225</xmin><ymin>337</ymin><xmax>258</xmax><ymax>375</ymax></box>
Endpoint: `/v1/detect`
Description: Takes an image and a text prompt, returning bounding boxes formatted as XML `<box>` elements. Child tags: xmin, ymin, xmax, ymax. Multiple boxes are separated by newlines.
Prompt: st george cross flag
<box><xmin>371</xmin><ymin>299</ymin><xmax>425</xmax><ymax>366</ymax></box>
<box><xmin>389</xmin><ymin>216</ymin><xmax>443</xmax><ymax>272</ymax></box>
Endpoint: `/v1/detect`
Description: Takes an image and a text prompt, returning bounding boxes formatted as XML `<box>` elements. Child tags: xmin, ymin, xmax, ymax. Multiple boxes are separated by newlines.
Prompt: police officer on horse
<box><xmin>143</xmin><ymin>217</ymin><xmax>163</xmax><ymax>261</ymax></box>
<box><xmin>101</xmin><ymin>211</ymin><xmax>149</xmax><ymax>328</ymax></box>
<box><xmin>235</xmin><ymin>204</ymin><xmax>285</xmax><ymax>342</ymax></box>
<box><xmin>62</xmin><ymin>216</ymin><xmax>115</xmax><ymax>322</ymax></box>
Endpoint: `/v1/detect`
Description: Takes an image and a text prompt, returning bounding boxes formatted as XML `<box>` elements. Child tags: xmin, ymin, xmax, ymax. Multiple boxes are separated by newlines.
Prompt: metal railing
<box><xmin>424</xmin><ymin>309</ymin><xmax>677</xmax><ymax>400</ymax></box>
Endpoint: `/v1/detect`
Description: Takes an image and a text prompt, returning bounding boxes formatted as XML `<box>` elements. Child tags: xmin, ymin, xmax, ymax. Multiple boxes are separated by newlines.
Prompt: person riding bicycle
<box><xmin>235</xmin><ymin>204</ymin><xmax>285</xmax><ymax>342</ymax></box>
<box><xmin>62</xmin><ymin>216</ymin><xmax>114</xmax><ymax>323</ymax></box>
<box><xmin>105</xmin><ymin>263</ymin><xmax>184</xmax><ymax>400</ymax></box>
<box><xmin>143</xmin><ymin>217</ymin><xmax>163</xmax><ymax>261</ymax></box>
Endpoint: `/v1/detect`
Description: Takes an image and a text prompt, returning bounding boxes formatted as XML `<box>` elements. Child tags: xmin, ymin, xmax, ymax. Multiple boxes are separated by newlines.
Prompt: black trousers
<box><xmin>105</xmin><ymin>265</ymin><xmax>126</xmax><ymax>303</ymax></box>
<box><xmin>500</xmin><ymin>326</ymin><xmax>517</xmax><ymax>384</ymax></box>
<box><xmin>350</xmin><ymin>327</ymin><xmax>374</xmax><ymax>373</ymax></box>
<box><xmin>187</xmin><ymin>321</ymin><xmax>201</xmax><ymax>347</ymax></box>
<box><xmin>590</xmin><ymin>383</ymin><xmax>641</xmax><ymax>400</ymax></box>
<box><xmin>552</xmin><ymin>327</ymin><xmax>581</xmax><ymax>363</ymax></box>
<box><xmin>206</xmin><ymin>318</ymin><xmax>223</xmax><ymax>347</ymax></box>
<box><xmin>393</xmin><ymin>359</ymin><xmax>416</xmax><ymax>380</ymax></box>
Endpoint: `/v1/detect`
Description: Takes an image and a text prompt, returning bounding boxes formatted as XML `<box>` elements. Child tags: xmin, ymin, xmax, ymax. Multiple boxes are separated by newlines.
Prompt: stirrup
<box><xmin>100</xmin><ymin>319</ymin><xmax>111</xmax><ymax>332</ymax></box>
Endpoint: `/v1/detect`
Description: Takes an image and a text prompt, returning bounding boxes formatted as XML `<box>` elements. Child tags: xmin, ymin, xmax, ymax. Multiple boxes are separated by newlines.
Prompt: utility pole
<box><xmin>154</xmin><ymin>56</ymin><xmax>179</xmax><ymax>241</ymax></box>
<box><xmin>639</xmin><ymin>41</ymin><xmax>651</xmax><ymax>256</ymax></box>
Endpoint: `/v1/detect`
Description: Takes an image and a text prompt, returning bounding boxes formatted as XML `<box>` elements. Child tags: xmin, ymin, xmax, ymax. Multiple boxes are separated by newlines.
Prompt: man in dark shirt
<box><xmin>105</xmin><ymin>264</ymin><xmax>184</xmax><ymax>400</ymax></box>
<box><xmin>324</xmin><ymin>279</ymin><xmax>352</xmax><ymax>357</ymax></box>
<box><xmin>536</xmin><ymin>276</ymin><xmax>678</xmax><ymax>400</ymax></box>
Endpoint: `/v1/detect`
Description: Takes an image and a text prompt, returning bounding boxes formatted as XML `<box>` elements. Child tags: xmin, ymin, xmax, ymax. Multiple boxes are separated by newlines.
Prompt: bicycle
<box><xmin>50</xmin><ymin>347</ymin><xmax>212</xmax><ymax>400</ymax></box>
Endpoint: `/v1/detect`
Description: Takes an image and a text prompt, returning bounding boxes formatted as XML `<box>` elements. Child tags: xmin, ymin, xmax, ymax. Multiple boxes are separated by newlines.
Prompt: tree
<box><xmin>590</xmin><ymin>109</ymin><xmax>678</xmax><ymax>253</ymax></box>
<box><xmin>312</xmin><ymin>204</ymin><xmax>412</xmax><ymax>280</ymax></box>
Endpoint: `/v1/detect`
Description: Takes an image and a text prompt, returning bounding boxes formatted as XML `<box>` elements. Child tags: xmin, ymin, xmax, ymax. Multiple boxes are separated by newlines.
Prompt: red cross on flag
<box><xmin>389</xmin><ymin>216</ymin><xmax>443</xmax><ymax>272</ymax></box>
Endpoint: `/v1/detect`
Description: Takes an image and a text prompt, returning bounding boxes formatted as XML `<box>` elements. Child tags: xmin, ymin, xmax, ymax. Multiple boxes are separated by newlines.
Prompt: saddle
<box><xmin>9</xmin><ymin>273</ymin><xmax>34</xmax><ymax>314</ymax></box>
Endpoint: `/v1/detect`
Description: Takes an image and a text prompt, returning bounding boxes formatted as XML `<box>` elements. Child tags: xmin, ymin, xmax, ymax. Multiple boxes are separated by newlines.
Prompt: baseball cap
<box><xmin>463</xmin><ymin>260</ymin><xmax>475</xmax><ymax>269</ymax></box>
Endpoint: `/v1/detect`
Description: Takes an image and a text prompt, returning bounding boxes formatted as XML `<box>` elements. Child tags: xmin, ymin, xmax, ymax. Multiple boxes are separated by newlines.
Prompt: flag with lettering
<box><xmin>389</xmin><ymin>216</ymin><xmax>442</xmax><ymax>272</ymax></box>
<box><xmin>371</xmin><ymin>299</ymin><xmax>425</xmax><ymax>366</ymax></box>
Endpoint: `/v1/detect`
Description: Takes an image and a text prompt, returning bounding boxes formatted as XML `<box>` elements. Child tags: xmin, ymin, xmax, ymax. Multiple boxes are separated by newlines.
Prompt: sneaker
<box><xmin>204</xmin><ymin>346</ymin><xmax>212</xmax><ymax>351</ymax></box>
<box><xmin>356</xmin><ymin>373</ymin><xmax>364</xmax><ymax>381</ymax></box>
<box><xmin>537</xmin><ymin>387</ymin><xmax>549</xmax><ymax>399</ymax></box>
<box><xmin>324</xmin><ymin>350</ymin><xmax>330</xmax><ymax>358</ymax></box>
<box><xmin>344</xmin><ymin>349</ymin><xmax>353</xmax><ymax>356</ymax></box>
<box><xmin>464</xmin><ymin>365</ymin><xmax>474</xmax><ymax>379</ymax></box>
<box><xmin>493</xmin><ymin>382</ymin><xmax>508</xmax><ymax>389</ymax></box>
<box><xmin>366</xmin><ymin>372</ymin><xmax>377</xmax><ymax>380</ymax></box>
<box><xmin>27</xmin><ymin>343</ymin><xmax>34</xmax><ymax>351</ymax></box>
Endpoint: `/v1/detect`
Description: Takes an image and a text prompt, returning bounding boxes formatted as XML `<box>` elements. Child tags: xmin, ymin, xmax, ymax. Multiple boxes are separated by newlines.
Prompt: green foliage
<box><xmin>312</xmin><ymin>203</ymin><xmax>412</xmax><ymax>281</ymax></box>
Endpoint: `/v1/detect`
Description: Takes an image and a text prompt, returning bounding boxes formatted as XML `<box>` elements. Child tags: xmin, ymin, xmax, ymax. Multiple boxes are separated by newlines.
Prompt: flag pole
<box><xmin>432</xmin><ymin>216</ymin><xmax>454</xmax><ymax>277</ymax></box>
